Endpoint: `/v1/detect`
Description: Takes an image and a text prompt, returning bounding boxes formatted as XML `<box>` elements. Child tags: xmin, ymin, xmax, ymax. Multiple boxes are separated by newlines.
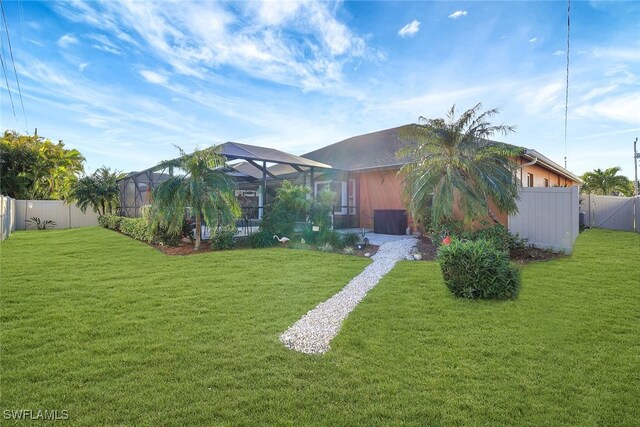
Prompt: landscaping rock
<box><xmin>280</xmin><ymin>238</ymin><xmax>417</xmax><ymax>354</ymax></box>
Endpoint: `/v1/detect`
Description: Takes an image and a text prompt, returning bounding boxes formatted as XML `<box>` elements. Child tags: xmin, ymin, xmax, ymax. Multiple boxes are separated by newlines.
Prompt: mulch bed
<box><xmin>413</xmin><ymin>235</ymin><xmax>565</xmax><ymax>264</ymax></box>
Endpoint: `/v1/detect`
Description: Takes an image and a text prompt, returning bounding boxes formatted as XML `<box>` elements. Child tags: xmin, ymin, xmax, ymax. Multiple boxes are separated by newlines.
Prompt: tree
<box><xmin>0</xmin><ymin>130</ymin><xmax>85</xmax><ymax>199</ymax></box>
<box><xmin>580</xmin><ymin>167</ymin><xmax>633</xmax><ymax>196</ymax></box>
<box><xmin>150</xmin><ymin>146</ymin><xmax>241</xmax><ymax>251</ymax></box>
<box><xmin>397</xmin><ymin>103</ymin><xmax>521</xmax><ymax>226</ymax></box>
<box><xmin>70</xmin><ymin>167</ymin><xmax>122</xmax><ymax>215</ymax></box>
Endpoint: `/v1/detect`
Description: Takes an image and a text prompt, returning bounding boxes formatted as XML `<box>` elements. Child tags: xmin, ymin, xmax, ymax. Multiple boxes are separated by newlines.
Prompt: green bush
<box><xmin>438</xmin><ymin>238</ymin><xmax>520</xmax><ymax>300</ymax></box>
<box><xmin>260</xmin><ymin>181</ymin><xmax>310</xmax><ymax>237</ymax></box>
<box><xmin>301</xmin><ymin>227</ymin><xmax>319</xmax><ymax>244</ymax></box>
<box><xmin>318</xmin><ymin>242</ymin><xmax>334</xmax><ymax>252</ymax></box>
<box><xmin>99</xmin><ymin>214</ymin><xmax>124</xmax><ymax>231</ymax></box>
<box><xmin>211</xmin><ymin>228</ymin><xmax>237</xmax><ymax>250</ymax></box>
<box><xmin>308</xmin><ymin>187</ymin><xmax>336</xmax><ymax>231</ymax></box>
<box><xmin>118</xmin><ymin>217</ymin><xmax>153</xmax><ymax>243</ymax></box>
<box><xmin>341</xmin><ymin>232</ymin><xmax>360</xmax><ymax>247</ymax></box>
<box><xmin>248</xmin><ymin>230</ymin><xmax>275</xmax><ymax>248</ymax></box>
<box><xmin>462</xmin><ymin>224</ymin><xmax>527</xmax><ymax>252</ymax></box>
<box><xmin>318</xmin><ymin>230</ymin><xmax>344</xmax><ymax>249</ymax></box>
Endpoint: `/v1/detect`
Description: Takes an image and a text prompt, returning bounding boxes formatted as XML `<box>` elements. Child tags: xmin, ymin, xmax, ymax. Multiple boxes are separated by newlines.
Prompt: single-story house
<box><xmin>118</xmin><ymin>125</ymin><xmax>581</xmax><ymax>234</ymax></box>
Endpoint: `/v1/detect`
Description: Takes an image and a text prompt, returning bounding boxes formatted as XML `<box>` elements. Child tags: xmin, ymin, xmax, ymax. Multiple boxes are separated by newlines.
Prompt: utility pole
<box><xmin>634</xmin><ymin>138</ymin><xmax>638</xmax><ymax>232</ymax></box>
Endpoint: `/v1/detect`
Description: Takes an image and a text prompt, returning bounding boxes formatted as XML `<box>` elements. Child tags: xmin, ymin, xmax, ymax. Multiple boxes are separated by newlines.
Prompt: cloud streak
<box><xmin>448</xmin><ymin>10</ymin><xmax>468</xmax><ymax>19</ymax></box>
<box><xmin>398</xmin><ymin>20</ymin><xmax>420</xmax><ymax>38</ymax></box>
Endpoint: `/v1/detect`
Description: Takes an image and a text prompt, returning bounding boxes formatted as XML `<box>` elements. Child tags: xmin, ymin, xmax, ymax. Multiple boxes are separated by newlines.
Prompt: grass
<box><xmin>1</xmin><ymin>227</ymin><xmax>638</xmax><ymax>425</ymax></box>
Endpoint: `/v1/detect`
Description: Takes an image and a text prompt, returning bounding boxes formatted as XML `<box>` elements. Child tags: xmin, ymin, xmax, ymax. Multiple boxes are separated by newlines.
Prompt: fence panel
<box><xmin>0</xmin><ymin>195</ymin><xmax>15</xmax><ymax>240</ymax></box>
<box><xmin>580</xmin><ymin>194</ymin><xmax>639</xmax><ymax>232</ymax></box>
<box><xmin>509</xmin><ymin>187</ymin><xmax>579</xmax><ymax>253</ymax></box>
<box><xmin>14</xmin><ymin>200</ymin><xmax>99</xmax><ymax>230</ymax></box>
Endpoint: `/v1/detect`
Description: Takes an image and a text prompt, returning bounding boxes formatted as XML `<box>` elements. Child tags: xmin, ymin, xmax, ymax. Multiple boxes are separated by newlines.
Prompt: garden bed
<box><xmin>413</xmin><ymin>235</ymin><xmax>565</xmax><ymax>264</ymax></box>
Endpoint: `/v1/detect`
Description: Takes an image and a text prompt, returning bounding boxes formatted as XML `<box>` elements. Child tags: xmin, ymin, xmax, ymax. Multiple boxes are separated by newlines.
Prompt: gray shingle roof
<box><xmin>301</xmin><ymin>126</ymin><xmax>411</xmax><ymax>171</ymax></box>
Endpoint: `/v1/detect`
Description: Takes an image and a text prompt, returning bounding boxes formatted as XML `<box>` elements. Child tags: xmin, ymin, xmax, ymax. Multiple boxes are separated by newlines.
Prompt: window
<box><xmin>543</xmin><ymin>178</ymin><xmax>549</xmax><ymax>187</ymax></box>
<box><xmin>526</xmin><ymin>173</ymin><xmax>534</xmax><ymax>187</ymax></box>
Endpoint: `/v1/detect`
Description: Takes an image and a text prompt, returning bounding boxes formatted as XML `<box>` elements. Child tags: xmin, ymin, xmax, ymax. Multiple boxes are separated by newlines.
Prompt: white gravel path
<box><xmin>280</xmin><ymin>238</ymin><xmax>417</xmax><ymax>354</ymax></box>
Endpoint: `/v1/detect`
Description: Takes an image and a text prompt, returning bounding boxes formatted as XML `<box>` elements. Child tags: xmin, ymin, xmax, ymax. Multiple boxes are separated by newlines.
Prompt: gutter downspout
<box><xmin>516</xmin><ymin>150</ymin><xmax>538</xmax><ymax>186</ymax></box>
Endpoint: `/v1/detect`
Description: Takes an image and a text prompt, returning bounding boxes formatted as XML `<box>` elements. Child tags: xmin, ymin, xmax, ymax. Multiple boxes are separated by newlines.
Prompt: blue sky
<box><xmin>1</xmin><ymin>0</ymin><xmax>639</xmax><ymax>178</ymax></box>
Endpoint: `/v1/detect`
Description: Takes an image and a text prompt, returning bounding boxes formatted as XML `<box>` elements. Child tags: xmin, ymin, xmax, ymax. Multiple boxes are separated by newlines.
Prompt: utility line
<box><xmin>0</xmin><ymin>0</ymin><xmax>28</xmax><ymax>133</ymax></box>
<box><xmin>563</xmin><ymin>0</ymin><xmax>571</xmax><ymax>169</ymax></box>
<box><xmin>0</xmin><ymin>36</ymin><xmax>17</xmax><ymax>123</ymax></box>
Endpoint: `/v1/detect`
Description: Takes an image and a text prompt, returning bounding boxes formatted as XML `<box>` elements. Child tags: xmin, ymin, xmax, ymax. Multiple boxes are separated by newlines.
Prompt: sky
<box><xmin>1</xmin><ymin>0</ymin><xmax>639</xmax><ymax>178</ymax></box>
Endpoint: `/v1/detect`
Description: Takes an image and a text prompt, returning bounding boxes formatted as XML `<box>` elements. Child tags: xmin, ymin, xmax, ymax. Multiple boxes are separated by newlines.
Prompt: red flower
<box><xmin>442</xmin><ymin>236</ymin><xmax>451</xmax><ymax>246</ymax></box>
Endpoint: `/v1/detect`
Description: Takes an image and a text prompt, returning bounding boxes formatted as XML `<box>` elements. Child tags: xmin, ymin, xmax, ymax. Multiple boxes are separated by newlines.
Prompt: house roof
<box><xmin>301</xmin><ymin>126</ymin><xmax>411</xmax><ymax>172</ymax></box>
<box><xmin>522</xmin><ymin>149</ymin><xmax>583</xmax><ymax>183</ymax></box>
<box><xmin>218</xmin><ymin>141</ymin><xmax>331</xmax><ymax>169</ymax></box>
<box><xmin>300</xmin><ymin>125</ymin><xmax>581</xmax><ymax>183</ymax></box>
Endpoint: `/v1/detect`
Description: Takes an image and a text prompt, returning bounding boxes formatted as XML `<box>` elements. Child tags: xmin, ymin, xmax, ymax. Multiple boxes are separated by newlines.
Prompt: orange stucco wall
<box><xmin>356</xmin><ymin>169</ymin><xmax>411</xmax><ymax>230</ymax></box>
<box><xmin>516</xmin><ymin>158</ymin><xmax>576</xmax><ymax>187</ymax></box>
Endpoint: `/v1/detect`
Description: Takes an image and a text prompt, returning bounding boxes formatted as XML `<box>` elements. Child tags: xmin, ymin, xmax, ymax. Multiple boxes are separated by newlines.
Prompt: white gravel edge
<box><xmin>279</xmin><ymin>238</ymin><xmax>417</xmax><ymax>354</ymax></box>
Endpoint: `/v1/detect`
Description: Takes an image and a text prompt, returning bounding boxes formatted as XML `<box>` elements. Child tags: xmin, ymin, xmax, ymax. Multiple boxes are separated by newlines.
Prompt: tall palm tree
<box><xmin>397</xmin><ymin>103</ymin><xmax>521</xmax><ymax>225</ymax></box>
<box><xmin>71</xmin><ymin>166</ymin><xmax>121</xmax><ymax>215</ymax></box>
<box><xmin>151</xmin><ymin>146</ymin><xmax>241</xmax><ymax>250</ymax></box>
<box><xmin>581</xmin><ymin>167</ymin><xmax>632</xmax><ymax>196</ymax></box>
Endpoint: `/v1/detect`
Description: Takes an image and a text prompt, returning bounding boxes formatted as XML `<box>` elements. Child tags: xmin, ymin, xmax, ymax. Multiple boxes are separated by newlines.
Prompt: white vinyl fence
<box><xmin>508</xmin><ymin>186</ymin><xmax>579</xmax><ymax>253</ymax></box>
<box><xmin>11</xmin><ymin>200</ymin><xmax>100</xmax><ymax>231</ymax></box>
<box><xmin>1</xmin><ymin>195</ymin><xmax>16</xmax><ymax>241</ymax></box>
<box><xmin>580</xmin><ymin>194</ymin><xmax>640</xmax><ymax>233</ymax></box>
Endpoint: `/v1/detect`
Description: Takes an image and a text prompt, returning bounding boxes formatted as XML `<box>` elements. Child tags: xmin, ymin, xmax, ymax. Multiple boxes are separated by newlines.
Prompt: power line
<box><xmin>0</xmin><ymin>34</ymin><xmax>17</xmax><ymax>123</ymax></box>
<box><xmin>0</xmin><ymin>0</ymin><xmax>28</xmax><ymax>133</ymax></box>
<box><xmin>563</xmin><ymin>0</ymin><xmax>571</xmax><ymax>169</ymax></box>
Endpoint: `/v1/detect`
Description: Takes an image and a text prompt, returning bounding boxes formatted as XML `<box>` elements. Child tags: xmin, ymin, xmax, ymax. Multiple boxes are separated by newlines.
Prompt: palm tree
<box><xmin>581</xmin><ymin>167</ymin><xmax>632</xmax><ymax>196</ymax></box>
<box><xmin>151</xmin><ymin>146</ymin><xmax>241</xmax><ymax>250</ymax></box>
<box><xmin>71</xmin><ymin>166</ymin><xmax>121</xmax><ymax>215</ymax></box>
<box><xmin>397</xmin><ymin>103</ymin><xmax>521</xmax><ymax>226</ymax></box>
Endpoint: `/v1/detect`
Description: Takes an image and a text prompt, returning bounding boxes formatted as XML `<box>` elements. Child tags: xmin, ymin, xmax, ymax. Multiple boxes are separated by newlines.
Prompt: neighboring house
<box><xmin>118</xmin><ymin>125</ymin><xmax>581</xmax><ymax>233</ymax></box>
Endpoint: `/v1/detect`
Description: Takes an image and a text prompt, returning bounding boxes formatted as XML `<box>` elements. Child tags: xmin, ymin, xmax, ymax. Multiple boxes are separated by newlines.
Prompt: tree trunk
<box><xmin>486</xmin><ymin>204</ymin><xmax>501</xmax><ymax>224</ymax></box>
<box><xmin>194</xmin><ymin>212</ymin><xmax>202</xmax><ymax>251</ymax></box>
<box><xmin>101</xmin><ymin>200</ymin><xmax>106</xmax><ymax>216</ymax></box>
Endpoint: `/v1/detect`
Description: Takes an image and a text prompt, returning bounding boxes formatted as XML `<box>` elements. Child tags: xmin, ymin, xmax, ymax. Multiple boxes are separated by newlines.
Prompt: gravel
<box><xmin>280</xmin><ymin>238</ymin><xmax>417</xmax><ymax>354</ymax></box>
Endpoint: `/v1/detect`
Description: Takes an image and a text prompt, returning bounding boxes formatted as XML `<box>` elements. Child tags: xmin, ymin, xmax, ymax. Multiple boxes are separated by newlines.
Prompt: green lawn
<box><xmin>1</xmin><ymin>227</ymin><xmax>638</xmax><ymax>425</ymax></box>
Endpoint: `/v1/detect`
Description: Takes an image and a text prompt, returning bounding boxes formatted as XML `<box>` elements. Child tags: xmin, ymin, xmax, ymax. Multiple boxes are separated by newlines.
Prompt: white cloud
<box><xmin>574</xmin><ymin>93</ymin><xmax>640</xmax><ymax>124</ymax></box>
<box><xmin>529</xmin><ymin>37</ymin><xmax>538</xmax><ymax>43</ymax></box>
<box><xmin>448</xmin><ymin>10</ymin><xmax>468</xmax><ymax>19</ymax></box>
<box><xmin>57</xmin><ymin>34</ymin><xmax>78</xmax><ymax>47</ymax></box>
<box><xmin>552</xmin><ymin>50</ymin><xmax>565</xmax><ymax>56</ymax></box>
<box><xmin>78</xmin><ymin>63</ymin><xmax>89</xmax><ymax>72</ymax></box>
<box><xmin>53</xmin><ymin>0</ymin><xmax>372</xmax><ymax>93</ymax></box>
<box><xmin>398</xmin><ymin>20</ymin><xmax>420</xmax><ymax>38</ymax></box>
<box><xmin>139</xmin><ymin>70</ymin><xmax>169</xmax><ymax>85</ymax></box>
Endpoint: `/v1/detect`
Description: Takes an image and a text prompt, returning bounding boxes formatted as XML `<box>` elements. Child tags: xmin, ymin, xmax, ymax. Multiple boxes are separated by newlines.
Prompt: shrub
<box><xmin>248</xmin><ymin>230</ymin><xmax>275</xmax><ymax>248</ymax></box>
<box><xmin>211</xmin><ymin>228</ymin><xmax>237</xmax><ymax>250</ymax></box>
<box><xmin>462</xmin><ymin>224</ymin><xmax>527</xmax><ymax>252</ymax></box>
<box><xmin>318</xmin><ymin>242</ymin><xmax>334</xmax><ymax>252</ymax></box>
<box><xmin>318</xmin><ymin>230</ymin><xmax>343</xmax><ymax>249</ymax></box>
<box><xmin>99</xmin><ymin>214</ymin><xmax>123</xmax><ymax>231</ymax></box>
<box><xmin>438</xmin><ymin>238</ymin><xmax>520</xmax><ymax>300</ymax></box>
<box><xmin>118</xmin><ymin>217</ymin><xmax>153</xmax><ymax>243</ymax></box>
<box><xmin>341</xmin><ymin>232</ymin><xmax>360</xmax><ymax>247</ymax></box>
<box><xmin>260</xmin><ymin>181</ymin><xmax>310</xmax><ymax>237</ymax></box>
<box><xmin>342</xmin><ymin>247</ymin><xmax>355</xmax><ymax>255</ymax></box>
<box><xmin>153</xmin><ymin>224</ymin><xmax>182</xmax><ymax>246</ymax></box>
<box><xmin>26</xmin><ymin>217</ymin><xmax>56</xmax><ymax>230</ymax></box>
<box><xmin>308</xmin><ymin>188</ymin><xmax>335</xmax><ymax>231</ymax></box>
<box><xmin>301</xmin><ymin>226</ymin><xmax>319</xmax><ymax>244</ymax></box>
